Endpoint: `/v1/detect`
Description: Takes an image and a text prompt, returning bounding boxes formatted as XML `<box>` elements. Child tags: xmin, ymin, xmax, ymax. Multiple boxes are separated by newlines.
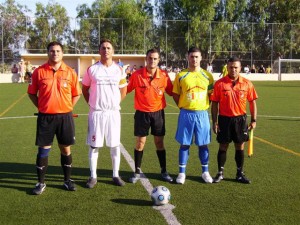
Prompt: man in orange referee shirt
<box><xmin>28</xmin><ymin>41</ymin><xmax>81</xmax><ymax>195</ymax></box>
<box><xmin>127</xmin><ymin>48</ymin><xmax>173</xmax><ymax>183</ymax></box>
<box><xmin>210</xmin><ymin>56</ymin><xmax>258</xmax><ymax>184</ymax></box>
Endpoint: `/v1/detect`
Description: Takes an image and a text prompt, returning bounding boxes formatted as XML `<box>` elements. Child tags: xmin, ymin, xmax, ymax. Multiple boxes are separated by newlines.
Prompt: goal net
<box><xmin>273</xmin><ymin>58</ymin><xmax>300</xmax><ymax>81</ymax></box>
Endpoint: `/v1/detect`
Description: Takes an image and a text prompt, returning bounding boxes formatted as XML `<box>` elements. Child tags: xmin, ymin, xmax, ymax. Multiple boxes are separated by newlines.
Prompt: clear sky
<box><xmin>1</xmin><ymin>0</ymin><xmax>94</xmax><ymax>18</ymax></box>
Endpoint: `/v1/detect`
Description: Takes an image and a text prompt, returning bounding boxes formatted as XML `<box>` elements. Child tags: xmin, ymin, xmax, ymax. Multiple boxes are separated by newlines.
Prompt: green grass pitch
<box><xmin>0</xmin><ymin>81</ymin><xmax>299</xmax><ymax>225</ymax></box>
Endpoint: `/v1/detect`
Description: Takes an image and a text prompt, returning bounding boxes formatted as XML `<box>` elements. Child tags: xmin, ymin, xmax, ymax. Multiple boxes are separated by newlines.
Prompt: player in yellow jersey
<box><xmin>220</xmin><ymin>59</ymin><xmax>228</xmax><ymax>77</ymax></box>
<box><xmin>172</xmin><ymin>47</ymin><xmax>214</xmax><ymax>184</ymax></box>
<box><xmin>265</xmin><ymin>65</ymin><xmax>271</xmax><ymax>74</ymax></box>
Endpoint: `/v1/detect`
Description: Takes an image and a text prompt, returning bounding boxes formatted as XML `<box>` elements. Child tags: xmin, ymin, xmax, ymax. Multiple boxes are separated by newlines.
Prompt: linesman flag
<box><xmin>248</xmin><ymin>129</ymin><xmax>254</xmax><ymax>157</ymax></box>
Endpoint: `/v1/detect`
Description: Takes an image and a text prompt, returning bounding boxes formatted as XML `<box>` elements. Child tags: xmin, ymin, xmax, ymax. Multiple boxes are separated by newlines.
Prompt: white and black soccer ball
<box><xmin>151</xmin><ymin>185</ymin><xmax>171</xmax><ymax>206</ymax></box>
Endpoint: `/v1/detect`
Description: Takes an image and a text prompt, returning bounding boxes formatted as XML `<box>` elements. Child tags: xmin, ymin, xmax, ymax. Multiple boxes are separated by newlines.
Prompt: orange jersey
<box><xmin>210</xmin><ymin>75</ymin><xmax>258</xmax><ymax>116</ymax></box>
<box><xmin>127</xmin><ymin>67</ymin><xmax>173</xmax><ymax>112</ymax></box>
<box><xmin>27</xmin><ymin>62</ymin><xmax>81</xmax><ymax>114</ymax></box>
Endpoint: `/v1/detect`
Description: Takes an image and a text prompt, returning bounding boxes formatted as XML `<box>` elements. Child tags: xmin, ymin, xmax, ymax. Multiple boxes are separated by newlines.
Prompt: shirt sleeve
<box><xmin>207</xmin><ymin>72</ymin><xmax>214</xmax><ymax>94</ymax></box>
<box><xmin>164</xmin><ymin>72</ymin><xmax>173</xmax><ymax>96</ymax></box>
<box><xmin>172</xmin><ymin>74</ymin><xmax>181</xmax><ymax>95</ymax></box>
<box><xmin>247</xmin><ymin>81</ymin><xmax>258</xmax><ymax>101</ymax></box>
<box><xmin>209</xmin><ymin>81</ymin><xmax>220</xmax><ymax>102</ymax></box>
<box><xmin>71</xmin><ymin>69</ymin><xmax>82</xmax><ymax>96</ymax></box>
<box><xmin>119</xmin><ymin>67</ymin><xmax>128</xmax><ymax>88</ymax></box>
<box><xmin>127</xmin><ymin>72</ymin><xmax>137</xmax><ymax>93</ymax></box>
<box><xmin>81</xmin><ymin>67</ymin><xmax>91</xmax><ymax>87</ymax></box>
<box><xmin>27</xmin><ymin>69</ymin><xmax>39</xmax><ymax>95</ymax></box>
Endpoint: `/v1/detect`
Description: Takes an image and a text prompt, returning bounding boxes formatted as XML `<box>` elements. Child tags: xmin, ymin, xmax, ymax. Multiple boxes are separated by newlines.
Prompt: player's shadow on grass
<box><xmin>0</xmin><ymin>162</ymin><xmax>132</xmax><ymax>194</ymax></box>
<box><xmin>73</xmin><ymin>170</ymin><xmax>134</xmax><ymax>187</ymax></box>
<box><xmin>0</xmin><ymin>162</ymin><xmax>243</xmax><ymax>194</ymax></box>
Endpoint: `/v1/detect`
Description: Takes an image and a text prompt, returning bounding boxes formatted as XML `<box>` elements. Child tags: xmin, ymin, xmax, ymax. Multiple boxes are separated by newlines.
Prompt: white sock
<box><xmin>110</xmin><ymin>146</ymin><xmax>121</xmax><ymax>177</ymax></box>
<box><xmin>88</xmin><ymin>146</ymin><xmax>99</xmax><ymax>178</ymax></box>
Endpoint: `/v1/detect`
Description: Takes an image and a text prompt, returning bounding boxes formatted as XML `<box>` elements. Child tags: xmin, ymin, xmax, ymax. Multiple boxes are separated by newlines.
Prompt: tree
<box><xmin>1</xmin><ymin>0</ymin><xmax>299</xmax><ymax>71</ymax></box>
<box><xmin>155</xmin><ymin>0</ymin><xmax>220</xmax><ymax>66</ymax></box>
<box><xmin>26</xmin><ymin>1</ymin><xmax>72</xmax><ymax>53</ymax></box>
<box><xmin>0</xmin><ymin>0</ymin><xmax>29</xmax><ymax>65</ymax></box>
<box><xmin>154</xmin><ymin>0</ymin><xmax>300</xmax><ymax>69</ymax></box>
<box><xmin>75</xmin><ymin>0</ymin><xmax>153</xmax><ymax>54</ymax></box>
<box><xmin>243</xmin><ymin>0</ymin><xmax>300</xmax><ymax>64</ymax></box>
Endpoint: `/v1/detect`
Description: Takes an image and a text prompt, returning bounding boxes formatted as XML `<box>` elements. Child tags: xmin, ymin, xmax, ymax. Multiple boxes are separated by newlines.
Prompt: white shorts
<box><xmin>86</xmin><ymin>110</ymin><xmax>121</xmax><ymax>148</ymax></box>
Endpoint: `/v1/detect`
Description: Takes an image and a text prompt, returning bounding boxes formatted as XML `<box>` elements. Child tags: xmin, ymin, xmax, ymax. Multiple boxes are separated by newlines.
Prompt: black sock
<box><xmin>235</xmin><ymin>150</ymin><xmax>244</xmax><ymax>174</ymax></box>
<box><xmin>156</xmin><ymin>149</ymin><xmax>166</xmax><ymax>173</ymax></box>
<box><xmin>134</xmin><ymin>149</ymin><xmax>143</xmax><ymax>174</ymax></box>
<box><xmin>36</xmin><ymin>156</ymin><xmax>48</xmax><ymax>183</ymax></box>
<box><xmin>61</xmin><ymin>154</ymin><xmax>72</xmax><ymax>181</ymax></box>
<box><xmin>217</xmin><ymin>150</ymin><xmax>227</xmax><ymax>173</ymax></box>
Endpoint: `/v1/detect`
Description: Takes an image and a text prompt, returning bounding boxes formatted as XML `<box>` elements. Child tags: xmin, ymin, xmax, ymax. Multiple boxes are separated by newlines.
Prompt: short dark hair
<box><xmin>228</xmin><ymin>56</ymin><xmax>241</xmax><ymax>63</ymax></box>
<box><xmin>188</xmin><ymin>46</ymin><xmax>201</xmax><ymax>55</ymax></box>
<box><xmin>47</xmin><ymin>41</ymin><xmax>63</xmax><ymax>52</ymax></box>
<box><xmin>146</xmin><ymin>48</ymin><xmax>160</xmax><ymax>57</ymax></box>
<box><xmin>99</xmin><ymin>38</ymin><xmax>114</xmax><ymax>49</ymax></box>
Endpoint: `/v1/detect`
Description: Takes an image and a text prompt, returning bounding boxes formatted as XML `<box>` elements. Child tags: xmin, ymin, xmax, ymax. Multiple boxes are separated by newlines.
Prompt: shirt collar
<box><xmin>142</xmin><ymin>67</ymin><xmax>161</xmax><ymax>79</ymax></box>
<box><xmin>45</xmin><ymin>61</ymin><xmax>67</xmax><ymax>71</ymax></box>
<box><xmin>224</xmin><ymin>74</ymin><xmax>244</xmax><ymax>83</ymax></box>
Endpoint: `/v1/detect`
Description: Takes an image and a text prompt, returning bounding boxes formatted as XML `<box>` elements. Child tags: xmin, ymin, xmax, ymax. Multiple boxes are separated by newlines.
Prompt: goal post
<box><xmin>277</xmin><ymin>58</ymin><xmax>300</xmax><ymax>81</ymax></box>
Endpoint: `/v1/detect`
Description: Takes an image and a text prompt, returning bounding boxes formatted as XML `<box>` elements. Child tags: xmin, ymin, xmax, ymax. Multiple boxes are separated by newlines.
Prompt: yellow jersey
<box><xmin>172</xmin><ymin>68</ymin><xmax>214</xmax><ymax>110</ymax></box>
<box><xmin>222</xmin><ymin>64</ymin><xmax>228</xmax><ymax>77</ymax></box>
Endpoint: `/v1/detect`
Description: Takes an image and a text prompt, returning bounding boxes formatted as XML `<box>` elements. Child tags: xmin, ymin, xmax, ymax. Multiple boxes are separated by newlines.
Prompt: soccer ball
<box><xmin>151</xmin><ymin>185</ymin><xmax>171</xmax><ymax>206</ymax></box>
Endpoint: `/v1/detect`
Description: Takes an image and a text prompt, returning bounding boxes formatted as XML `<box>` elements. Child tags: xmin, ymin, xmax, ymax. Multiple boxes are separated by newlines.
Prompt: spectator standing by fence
<box><xmin>25</xmin><ymin>61</ymin><xmax>33</xmax><ymax>81</ymax></box>
<box><xmin>258</xmin><ymin>65</ymin><xmax>266</xmax><ymax>73</ymax></box>
<box><xmin>206</xmin><ymin>63</ymin><xmax>213</xmax><ymax>73</ymax></box>
<box><xmin>250</xmin><ymin>64</ymin><xmax>257</xmax><ymax>73</ymax></box>
<box><xmin>19</xmin><ymin>59</ymin><xmax>26</xmax><ymax>83</ymax></box>
<box><xmin>220</xmin><ymin>60</ymin><xmax>228</xmax><ymax>77</ymax></box>
<box><xmin>11</xmin><ymin>64</ymin><xmax>19</xmax><ymax>83</ymax></box>
<box><xmin>266</xmin><ymin>65</ymin><xmax>271</xmax><ymax>74</ymax></box>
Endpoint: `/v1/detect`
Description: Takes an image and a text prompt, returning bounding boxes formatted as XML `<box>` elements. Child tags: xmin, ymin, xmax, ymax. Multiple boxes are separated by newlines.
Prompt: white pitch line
<box><xmin>1</xmin><ymin>113</ymin><xmax>300</xmax><ymax>120</ymax></box>
<box><xmin>256</xmin><ymin>114</ymin><xmax>300</xmax><ymax>119</ymax></box>
<box><xmin>119</xmin><ymin>144</ymin><xmax>181</xmax><ymax>225</ymax></box>
<box><xmin>0</xmin><ymin>116</ymin><xmax>36</xmax><ymax>120</ymax></box>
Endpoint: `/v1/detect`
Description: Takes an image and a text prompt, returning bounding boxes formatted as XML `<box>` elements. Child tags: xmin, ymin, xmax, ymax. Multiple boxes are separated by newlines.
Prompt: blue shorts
<box><xmin>175</xmin><ymin>109</ymin><xmax>211</xmax><ymax>146</ymax></box>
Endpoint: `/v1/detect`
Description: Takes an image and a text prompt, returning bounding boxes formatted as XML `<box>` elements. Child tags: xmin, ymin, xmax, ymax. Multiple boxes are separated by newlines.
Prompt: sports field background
<box><xmin>0</xmin><ymin>81</ymin><xmax>299</xmax><ymax>225</ymax></box>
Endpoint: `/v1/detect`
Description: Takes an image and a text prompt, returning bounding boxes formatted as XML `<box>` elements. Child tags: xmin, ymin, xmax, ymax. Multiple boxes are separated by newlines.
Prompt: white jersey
<box><xmin>82</xmin><ymin>61</ymin><xmax>127</xmax><ymax>111</ymax></box>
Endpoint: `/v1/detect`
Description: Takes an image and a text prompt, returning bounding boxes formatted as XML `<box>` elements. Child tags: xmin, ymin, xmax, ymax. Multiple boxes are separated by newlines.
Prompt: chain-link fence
<box><xmin>1</xmin><ymin>17</ymin><xmax>300</xmax><ymax>73</ymax></box>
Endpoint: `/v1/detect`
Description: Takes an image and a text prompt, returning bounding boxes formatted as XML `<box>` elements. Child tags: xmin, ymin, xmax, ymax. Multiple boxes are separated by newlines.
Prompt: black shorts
<box><xmin>36</xmin><ymin>112</ymin><xmax>75</xmax><ymax>146</ymax></box>
<box><xmin>216</xmin><ymin>114</ymin><xmax>249</xmax><ymax>144</ymax></box>
<box><xmin>134</xmin><ymin>110</ymin><xmax>165</xmax><ymax>137</ymax></box>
